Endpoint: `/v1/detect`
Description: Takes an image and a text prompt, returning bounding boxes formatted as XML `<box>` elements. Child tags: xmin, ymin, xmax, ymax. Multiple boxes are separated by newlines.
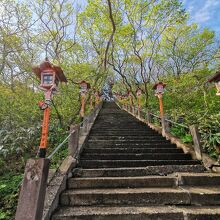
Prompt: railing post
<box><xmin>164</xmin><ymin>115</ymin><xmax>170</xmax><ymax>133</ymax></box>
<box><xmin>15</xmin><ymin>158</ymin><xmax>50</xmax><ymax>220</ymax></box>
<box><xmin>161</xmin><ymin>116</ymin><xmax>166</xmax><ymax>136</ymax></box>
<box><xmin>189</xmin><ymin>125</ymin><xmax>202</xmax><ymax>160</ymax></box>
<box><xmin>132</xmin><ymin>106</ymin><xmax>135</xmax><ymax>115</ymax></box>
<box><xmin>146</xmin><ymin>111</ymin><xmax>153</xmax><ymax>123</ymax></box>
<box><xmin>138</xmin><ymin>107</ymin><xmax>140</xmax><ymax>118</ymax></box>
<box><xmin>81</xmin><ymin>118</ymin><xmax>88</xmax><ymax>134</ymax></box>
<box><xmin>68</xmin><ymin>124</ymin><xmax>79</xmax><ymax>156</ymax></box>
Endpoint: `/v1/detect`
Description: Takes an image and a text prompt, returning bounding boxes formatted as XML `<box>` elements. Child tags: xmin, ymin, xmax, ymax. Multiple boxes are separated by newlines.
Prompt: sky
<box><xmin>181</xmin><ymin>0</ymin><xmax>220</xmax><ymax>34</ymax></box>
<box><xmin>76</xmin><ymin>0</ymin><xmax>220</xmax><ymax>34</ymax></box>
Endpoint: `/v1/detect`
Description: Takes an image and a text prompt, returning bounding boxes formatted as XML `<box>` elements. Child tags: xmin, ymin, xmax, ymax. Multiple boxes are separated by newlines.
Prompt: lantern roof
<box><xmin>80</xmin><ymin>80</ymin><xmax>87</xmax><ymax>85</ymax></box>
<box><xmin>32</xmin><ymin>58</ymin><xmax>67</xmax><ymax>83</ymax></box>
<box><xmin>153</xmin><ymin>82</ymin><xmax>166</xmax><ymax>90</ymax></box>
<box><xmin>208</xmin><ymin>71</ymin><xmax>220</xmax><ymax>83</ymax></box>
<box><xmin>136</xmin><ymin>88</ymin><xmax>142</xmax><ymax>92</ymax></box>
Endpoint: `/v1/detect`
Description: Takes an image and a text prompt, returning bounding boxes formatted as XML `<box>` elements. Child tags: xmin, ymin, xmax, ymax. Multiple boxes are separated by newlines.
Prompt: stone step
<box><xmin>89</xmin><ymin>132</ymin><xmax>160</xmax><ymax>136</ymax></box>
<box><xmin>80</xmin><ymin>153</ymin><xmax>191</xmax><ymax>160</ymax></box>
<box><xmin>83</xmin><ymin>147</ymin><xmax>184</xmax><ymax>154</ymax></box>
<box><xmin>50</xmin><ymin>206</ymin><xmax>220</xmax><ymax>220</ymax></box>
<box><xmin>87</xmin><ymin>143</ymin><xmax>177</xmax><ymax>148</ymax></box>
<box><xmin>92</xmin><ymin>123</ymin><xmax>148</xmax><ymax>126</ymax></box>
<box><xmin>79</xmin><ymin>160</ymin><xmax>200</xmax><ymax>168</ymax></box>
<box><xmin>60</xmin><ymin>187</ymin><xmax>220</xmax><ymax>206</ymax></box>
<box><xmin>69</xmin><ymin>173</ymin><xmax>220</xmax><ymax>189</ymax></box>
<box><xmin>68</xmin><ymin>176</ymin><xmax>177</xmax><ymax>189</ymax></box>
<box><xmin>87</xmin><ymin>139</ymin><xmax>171</xmax><ymax>144</ymax></box>
<box><xmin>179</xmin><ymin>173</ymin><xmax>220</xmax><ymax>186</ymax></box>
<box><xmin>88</xmin><ymin>136</ymin><xmax>166</xmax><ymax>140</ymax></box>
<box><xmin>73</xmin><ymin>165</ymin><xmax>205</xmax><ymax>177</ymax></box>
<box><xmin>90</xmin><ymin>128</ymin><xmax>154</xmax><ymax>132</ymax></box>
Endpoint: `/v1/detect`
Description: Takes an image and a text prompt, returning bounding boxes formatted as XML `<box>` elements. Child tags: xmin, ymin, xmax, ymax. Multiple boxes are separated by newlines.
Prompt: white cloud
<box><xmin>192</xmin><ymin>0</ymin><xmax>220</xmax><ymax>24</ymax></box>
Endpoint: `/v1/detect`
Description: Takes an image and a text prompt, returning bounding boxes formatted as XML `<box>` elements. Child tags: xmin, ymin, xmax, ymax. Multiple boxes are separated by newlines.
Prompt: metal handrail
<box><xmin>47</xmin><ymin>130</ymin><xmax>76</xmax><ymax>159</ymax></box>
<box><xmin>46</xmin><ymin>104</ymin><xmax>101</xmax><ymax>160</ymax></box>
<box><xmin>120</xmin><ymin>102</ymin><xmax>189</xmax><ymax>130</ymax></box>
<box><xmin>164</xmin><ymin>118</ymin><xmax>188</xmax><ymax>129</ymax></box>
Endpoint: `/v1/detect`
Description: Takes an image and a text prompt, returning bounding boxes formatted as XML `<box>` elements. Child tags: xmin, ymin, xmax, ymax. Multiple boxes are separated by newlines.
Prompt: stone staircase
<box><xmin>52</xmin><ymin>102</ymin><xmax>220</xmax><ymax>220</ymax></box>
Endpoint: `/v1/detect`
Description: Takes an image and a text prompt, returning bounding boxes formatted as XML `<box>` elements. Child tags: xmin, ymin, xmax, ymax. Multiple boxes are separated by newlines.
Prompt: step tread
<box><xmin>73</xmin><ymin>165</ymin><xmax>205</xmax><ymax>177</ymax></box>
<box><xmin>52</xmin><ymin>206</ymin><xmax>220</xmax><ymax>217</ymax></box>
<box><xmin>62</xmin><ymin>186</ymin><xmax>220</xmax><ymax>195</ymax></box>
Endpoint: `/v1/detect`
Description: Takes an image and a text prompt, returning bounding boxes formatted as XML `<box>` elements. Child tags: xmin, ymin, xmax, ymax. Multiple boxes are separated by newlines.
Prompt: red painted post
<box><xmin>38</xmin><ymin>107</ymin><xmax>50</xmax><ymax>158</ymax></box>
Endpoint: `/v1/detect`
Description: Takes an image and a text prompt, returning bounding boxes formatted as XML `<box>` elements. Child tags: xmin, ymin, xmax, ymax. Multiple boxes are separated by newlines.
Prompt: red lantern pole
<box><xmin>38</xmin><ymin>89</ymin><xmax>54</xmax><ymax>158</ymax></box>
<box><xmin>153</xmin><ymin>82</ymin><xmax>166</xmax><ymax>136</ymax></box>
<box><xmin>90</xmin><ymin>95</ymin><xmax>93</xmax><ymax>109</ymax></box>
<box><xmin>158</xmin><ymin>93</ymin><xmax>164</xmax><ymax>118</ymax></box>
<box><xmin>80</xmin><ymin>93</ymin><xmax>86</xmax><ymax>118</ymax></box>
<box><xmin>39</xmin><ymin>107</ymin><xmax>50</xmax><ymax>158</ymax></box>
<box><xmin>138</xmin><ymin>96</ymin><xmax>141</xmax><ymax>118</ymax></box>
<box><xmin>33</xmin><ymin>58</ymin><xmax>67</xmax><ymax>158</ymax></box>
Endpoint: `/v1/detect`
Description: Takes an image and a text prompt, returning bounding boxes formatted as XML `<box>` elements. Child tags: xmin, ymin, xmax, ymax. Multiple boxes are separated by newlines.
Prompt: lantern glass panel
<box><xmin>156</xmin><ymin>85</ymin><xmax>164</xmax><ymax>94</ymax></box>
<box><xmin>43</xmin><ymin>74</ymin><xmax>53</xmax><ymax>85</ymax></box>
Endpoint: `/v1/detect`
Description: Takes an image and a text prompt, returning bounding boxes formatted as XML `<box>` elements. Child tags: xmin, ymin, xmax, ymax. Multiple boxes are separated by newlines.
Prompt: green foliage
<box><xmin>0</xmin><ymin>173</ymin><xmax>23</xmax><ymax>220</ymax></box>
<box><xmin>0</xmin><ymin>0</ymin><xmax>220</xmax><ymax>218</ymax></box>
<box><xmin>198</xmin><ymin>114</ymin><xmax>220</xmax><ymax>161</ymax></box>
<box><xmin>170</xmin><ymin>126</ymin><xmax>192</xmax><ymax>143</ymax></box>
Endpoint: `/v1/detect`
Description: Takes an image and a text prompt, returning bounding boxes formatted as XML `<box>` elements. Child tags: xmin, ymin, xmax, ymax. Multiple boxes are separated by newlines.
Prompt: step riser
<box><xmin>68</xmin><ymin>177</ymin><xmax>177</xmax><ymax>189</ymax></box>
<box><xmin>180</xmin><ymin>176</ymin><xmax>220</xmax><ymax>186</ymax></box>
<box><xmin>88</xmin><ymin>137</ymin><xmax>166</xmax><ymax>140</ymax></box>
<box><xmin>60</xmin><ymin>192</ymin><xmax>191</xmax><ymax>206</ymax></box>
<box><xmin>52</xmin><ymin>206</ymin><xmax>220</xmax><ymax>220</ymax></box>
<box><xmin>87</xmin><ymin>144</ymin><xmax>177</xmax><ymax>148</ymax></box>
<box><xmin>91</xmin><ymin>128</ymin><xmax>157</xmax><ymax>130</ymax></box>
<box><xmin>52</xmin><ymin>213</ymin><xmax>184</xmax><ymax>220</ymax></box>
<box><xmin>89</xmin><ymin>133</ymin><xmax>161</xmax><ymax>136</ymax></box>
<box><xmin>88</xmin><ymin>140</ymin><xmax>171</xmax><ymax>144</ymax></box>
<box><xmin>80</xmin><ymin>154</ymin><xmax>191</xmax><ymax>160</ymax></box>
<box><xmin>83</xmin><ymin>148</ymin><xmax>183</xmax><ymax>154</ymax></box>
<box><xmin>69</xmin><ymin>175</ymin><xmax>220</xmax><ymax>189</ymax></box>
<box><xmin>73</xmin><ymin>166</ymin><xmax>205</xmax><ymax>177</ymax></box>
<box><xmin>79</xmin><ymin>160</ymin><xmax>200</xmax><ymax>168</ymax></box>
<box><xmin>60</xmin><ymin>191</ymin><xmax>220</xmax><ymax>206</ymax></box>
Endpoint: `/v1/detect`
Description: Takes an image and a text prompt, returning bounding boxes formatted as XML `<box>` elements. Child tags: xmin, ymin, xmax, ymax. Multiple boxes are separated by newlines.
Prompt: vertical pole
<box><xmin>90</xmin><ymin>95</ymin><xmax>93</xmax><ymax>109</ymax></box>
<box><xmin>95</xmin><ymin>95</ymin><xmax>99</xmax><ymax>105</ymax></box>
<box><xmin>158</xmin><ymin>94</ymin><xmax>164</xmax><ymax>118</ymax></box>
<box><xmin>39</xmin><ymin>107</ymin><xmax>50</xmax><ymax>158</ymax></box>
<box><xmin>129</xmin><ymin>96</ymin><xmax>132</xmax><ymax>112</ymax></box>
<box><xmin>189</xmin><ymin>125</ymin><xmax>202</xmax><ymax>160</ymax></box>
<box><xmin>146</xmin><ymin>111</ymin><xmax>152</xmax><ymax>124</ymax></box>
<box><xmin>15</xmin><ymin>158</ymin><xmax>50</xmax><ymax>220</ymax></box>
<box><xmin>138</xmin><ymin>96</ymin><xmax>141</xmax><ymax>118</ymax></box>
<box><xmin>158</xmin><ymin>94</ymin><xmax>166</xmax><ymax>135</ymax></box>
<box><xmin>68</xmin><ymin>124</ymin><xmax>79</xmax><ymax>157</ymax></box>
<box><xmin>80</xmin><ymin>95</ymin><xmax>85</xmax><ymax>118</ymax></box>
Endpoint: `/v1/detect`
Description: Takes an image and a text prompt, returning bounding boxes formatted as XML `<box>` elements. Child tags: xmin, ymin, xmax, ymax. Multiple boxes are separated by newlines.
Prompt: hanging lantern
<box><xmin>79</xmin><ymin>80</ymin><xmax>91</xmax><ymax>96</ymax></box>
<box><xmin>153</xmin><ymin>82</ymin><xmax>166</xmax><ymax>95</ymax></box>
<box><xmin>136</xmin><ymin>88</ymin><xmax>142</xmax><ymax>97</ymax></box>
<box><xmin>32</xmin><ymin>58</ymin><xmax>67</xmax><ymax>158</ymax></box>
<box><xmin>33</xmin><ymin>58</ymin><xmax>67</xmax><ymax>91</ymax></box>
<box><xmin>208</xmin><ymin>71</ymin><xmax>220</xmax><ymax>96</ymax></box>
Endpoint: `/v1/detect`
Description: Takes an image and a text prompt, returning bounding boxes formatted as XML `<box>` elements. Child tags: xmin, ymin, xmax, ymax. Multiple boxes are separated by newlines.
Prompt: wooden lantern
<box><xmin>33</xmin><ymin>58</ymin><xmax>67</xmax><ymax>91</ymax></box>
<box><xmin>153</xmin><ymin>82</ymin><xmax>166</xmax><ymax>95</ymax></box>
<box><xmin>208</xmin><ymin>71</ymin><xmax>220</xmax><ymax>96</ymax></box>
